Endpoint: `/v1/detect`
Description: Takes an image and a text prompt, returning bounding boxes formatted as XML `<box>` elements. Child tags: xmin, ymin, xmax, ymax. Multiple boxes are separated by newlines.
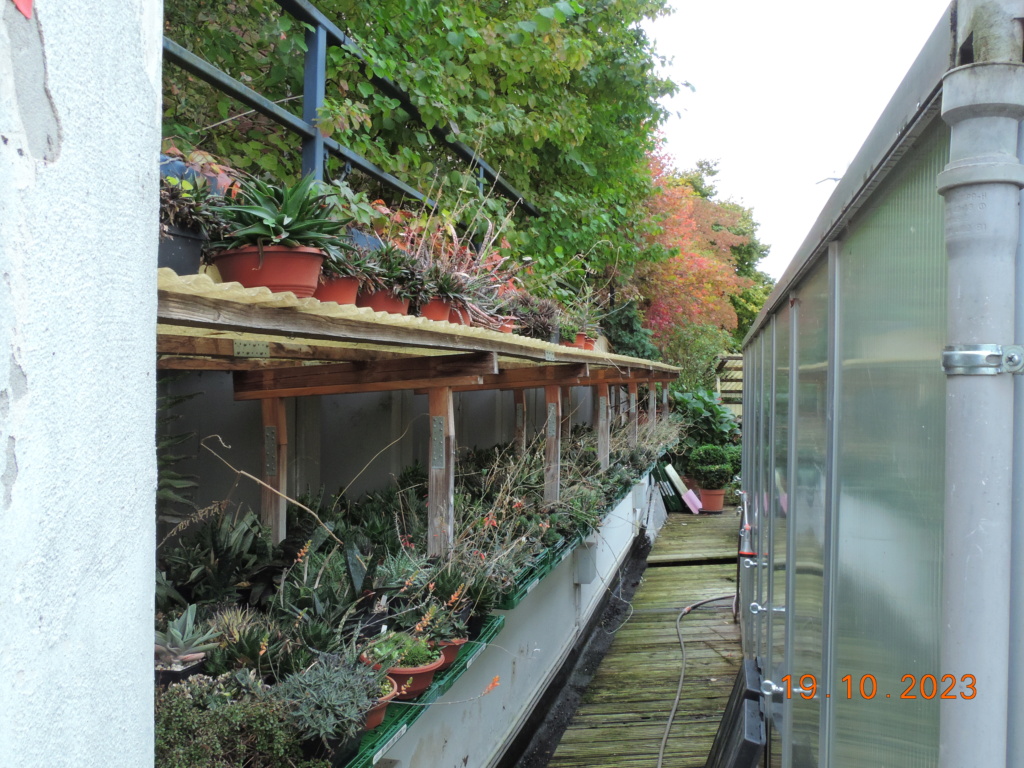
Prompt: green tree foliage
<box><xmin>162</xmin><ymin>0</ymin><xmax>677</xmax><ymax>286</ymax></box>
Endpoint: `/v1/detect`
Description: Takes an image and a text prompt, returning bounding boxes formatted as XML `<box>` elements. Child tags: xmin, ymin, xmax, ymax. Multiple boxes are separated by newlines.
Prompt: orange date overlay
<box><xmin>779</xmin><ymin>674</ymin><xmax>977</xmax><ymax>700</ymax></box>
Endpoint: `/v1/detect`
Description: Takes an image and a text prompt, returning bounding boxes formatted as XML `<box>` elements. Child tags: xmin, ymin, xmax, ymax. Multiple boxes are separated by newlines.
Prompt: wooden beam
<box><xmin>513</xmin><ymin>389</ymin><xmax>527</xmax><ymax>452</ymax></box>
<box><xmin>158</xmin><ymin>357</ymin><xmax>321</xmax><ymax>371</ymax></box>
<box><xmin>427</xmin><ymin>363</ymin><xmax>588</xmax><ymax>394</ymax></box>
<box><xmin>234</xmin><ymin>352</ymin><xmax>498</xmax><ymax>399</ymax></box>
<box><xmin>627</xmin><ymin>381</ymin><xmax>639</xmax><ymax>447</ymax></box>
<box><xmin>544</xmin><ymin>385</ymin><xmax>561</xmax><ymax>505</ymax></box>
<box><xmin>427</xmin><ymin>387</ymin><xmax>455</xmax><ymax>558</ymax></box>
<box><xmin>159</xmin><ymin>290</ymin><xmax>600</xmax><ymax>363</ymax></box>
<box><xmin>595</xmin><ymin>383</ymin><xmax>610</xmax><ymax>471</ymax></box>
<box><xmin>260</xmin><ymin>398</ymin><xmax>288</xmax><ymax>544</ymax></box>
<box><xmin>157</xmin><ymin>335</ymin><xmax>416</xmax><ymax>363</ymax></box>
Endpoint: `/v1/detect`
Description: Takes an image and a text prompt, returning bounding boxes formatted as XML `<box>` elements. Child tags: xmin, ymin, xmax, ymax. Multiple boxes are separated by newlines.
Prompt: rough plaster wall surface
<box><xmin>0</xmin><ymin>2</ymin><xmax>161</xmax><ymax>767</ymax></box>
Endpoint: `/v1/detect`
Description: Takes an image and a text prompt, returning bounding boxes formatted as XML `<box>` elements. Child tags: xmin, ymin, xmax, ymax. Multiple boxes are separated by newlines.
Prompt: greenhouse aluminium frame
<box><xmin>740</xmin><ymin>2</ymin><xmax>1024</xmax><ymax>767</ymax></box>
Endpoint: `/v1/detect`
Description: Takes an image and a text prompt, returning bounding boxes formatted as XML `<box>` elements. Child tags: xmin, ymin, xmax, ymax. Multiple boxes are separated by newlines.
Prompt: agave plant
<box><xmin>155</xmin><ymin>604</ymin><xmax>222</xmax><ymax>666</ymax></box>
<box><xmin>206</xmin><ymin>175</ymin><xmax>350</xmax><ymax>260</ymax></box>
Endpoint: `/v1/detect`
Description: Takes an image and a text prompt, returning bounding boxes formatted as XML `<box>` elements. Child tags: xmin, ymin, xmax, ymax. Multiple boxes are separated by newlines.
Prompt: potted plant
<box><xmin>687</xmin><ymin>444</ymin><xmax>733</xmax><ymax>513</ymax></box>
<box><xmin>205</xmin><ymin>175</ymin><xmax>350</xmax><ymax>298</ymax></box>
<box><xmin>419</xmin><ymin>265</ymin><xmax>469</xmax><ymax>322</ymax></box>
<box><xmin>158</xmin><ymin>175</ymin><xmax>220</xmax><ymax>275</ymax></box>
<box><xmin>155</xmin><ymin>604</ymin><xmax>222</xmax><ymax>686</ymax></box>
<box><xmin>270</xmin><ymin>654</ymin><xmax>384</xmax><ymax>766</ymax></box>
<box><xmin>359</xmin><ymin>631</ymin><xmax>444</xmax><ymax>700</ymax></box>
<box><xmin>364</xmin><ymin>675</ymin><xmax>399</xmax><ymax>731</ymax></box>
<box><xmin>313</xmin><ymin>243</ymin><xmax>376</xmax><ymax>305</ymax></box>
<box><xmin>356</xmin><ymin>244</ymin><xmax>425</xmax><ymax>315</ymax></box>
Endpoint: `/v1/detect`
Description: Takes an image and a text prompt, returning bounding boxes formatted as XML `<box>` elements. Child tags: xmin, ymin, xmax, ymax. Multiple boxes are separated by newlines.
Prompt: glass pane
<box><xmin>789</xmin><ymin>260</ymin><xmax>830</xmax><ymax>768</ymax></box>
<box><xmin>829</xmin><ymin>118</ymin><xmax>948</xmax><ymax>767</ymax></box>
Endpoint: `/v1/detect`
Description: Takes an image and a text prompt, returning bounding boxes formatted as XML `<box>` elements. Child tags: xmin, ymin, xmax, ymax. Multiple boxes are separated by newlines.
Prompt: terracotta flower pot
<box><xmin>360</xmin><ymin>652</ymin><xmax>445</xmax><ymax>700</ymax></box>
<box><xmin>357</xmin><ymin>290</ymin><xmax>410</xmax><ymax>315</ymax></box>
<box><xmin>212</xmin><ymin>245</ymin><xmax>324</xmax><ymax>297</ymax></box>
<box><xmin>364</xmin><ymin>676</ymin><xmax>398</xmax><ymax>731</ymax></box>
<box><xmin>419</xmin><ymin>298</ymin><xmax>452</xmax><ymax>322</ymax></box>
<box><xmin>314</xmin><ymin>275</ymin><xmax>360</xmax><ymax>305</ymax></box>
<box><xmin>498</xmin><ymin>321</ymin><xmax>515</xmax><ymax>334</ymax></box>
<box><xmin>434</xmin><ymin>637</ymin><xmax>469</xmax><ymax>671</ymax></box>
<box><xmin>699</xmin><ymin>488</ymin><xmax>726</xmax><ymax>513</ymax></box>
<box><xmin>582</xmin><ymin>336</ymin><xmax>597</xmax><ymax>351</ymax></box>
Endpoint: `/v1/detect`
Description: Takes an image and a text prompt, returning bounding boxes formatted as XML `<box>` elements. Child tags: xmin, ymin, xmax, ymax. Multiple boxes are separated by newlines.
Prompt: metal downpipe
<box><xmin>938</xmin><ymin>48</ymin><xmax>1024</xmax><ymax>768</ymax></box>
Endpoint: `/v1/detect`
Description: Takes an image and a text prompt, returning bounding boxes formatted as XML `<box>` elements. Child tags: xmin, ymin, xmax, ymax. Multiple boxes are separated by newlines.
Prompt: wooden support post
<box><xmin>628</xmin><ymin>381</ymin><xmax>639</xmax><ymax>447</ymax></box>
<box><xmin>596</xmin><ymin>382</ymin><xmax>610</xmax><ymax>471</ymax></box>
<box><xmin>544</xmin><ymin>385</ymin><xmax>561</xmax><ymax>505</ymax></box>
<box><xmin>661</xmin><ymin>383</ymin><xmax>669</xmax><ymax>422</ymax></box>
<box><xmin>513</xmin><ymin>389</ymin><xmax>527</xmax><ymax>452</ymax></box>
<box><xmin>260</xmin><ymin>398</ymin><xmax>288</xmax><ymax>544</ymax></box>
<box><xmin>648</xmin><ymin>382</ymin><xmax>657</xmax><ymax>424</ymax></box>
<box><xmin>561</xmin><ymin>386</ymin><xmax>572</xmax><ymax>442</ymax></box>
<box><xmin>427</xmin><ymin>387</ymin><xmax>455</xmax><ymax>558</ymax></box>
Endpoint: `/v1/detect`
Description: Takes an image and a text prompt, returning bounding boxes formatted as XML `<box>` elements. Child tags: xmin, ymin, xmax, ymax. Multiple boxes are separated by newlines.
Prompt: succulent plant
<box><xmin>155</xmin><ymin>604</ymin><xmax>222</xmax><ymax>665</ymax></box>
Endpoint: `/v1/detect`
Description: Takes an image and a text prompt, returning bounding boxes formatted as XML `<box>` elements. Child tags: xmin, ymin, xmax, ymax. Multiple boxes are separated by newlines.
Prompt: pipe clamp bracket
<box><xmin>942</xmin><ymin>344</ymin><xmax>1024</xmax><ymax>375</ymax></box>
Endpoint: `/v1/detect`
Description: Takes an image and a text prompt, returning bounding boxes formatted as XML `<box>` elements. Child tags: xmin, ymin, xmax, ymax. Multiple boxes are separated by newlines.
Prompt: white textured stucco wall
<box><xmin>0</xmin><ymin>2</ymin><xmax>161</xmax><ymax>767</ymax></box>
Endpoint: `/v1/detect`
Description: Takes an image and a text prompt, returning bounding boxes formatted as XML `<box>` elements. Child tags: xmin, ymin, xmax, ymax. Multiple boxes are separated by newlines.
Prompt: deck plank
<box><xmin>546</xmin><ymin>511</ymin><xmax>742</xmax><ymax>768</ymax></box>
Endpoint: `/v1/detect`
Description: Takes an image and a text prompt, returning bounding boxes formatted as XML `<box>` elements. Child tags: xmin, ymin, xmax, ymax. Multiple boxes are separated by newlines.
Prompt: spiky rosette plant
<box><xmin>206</xmin><ymin>175</ymin><xmax>350</xmax><ymax>261</ymax></box>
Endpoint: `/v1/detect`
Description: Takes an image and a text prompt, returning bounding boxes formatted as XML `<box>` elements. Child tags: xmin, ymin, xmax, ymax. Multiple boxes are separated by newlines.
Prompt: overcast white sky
<box><xmin>645</xmin><ymin>0</ymin><xmax>952</xmax><ymax>279</ymax></box>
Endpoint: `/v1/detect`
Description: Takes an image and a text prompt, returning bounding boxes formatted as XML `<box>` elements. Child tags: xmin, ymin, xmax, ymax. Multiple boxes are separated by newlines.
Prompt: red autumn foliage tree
<box><xmin>637</xmin><ymin>148</ymin><xmax>752</xmax><ymax>346</ymax></box>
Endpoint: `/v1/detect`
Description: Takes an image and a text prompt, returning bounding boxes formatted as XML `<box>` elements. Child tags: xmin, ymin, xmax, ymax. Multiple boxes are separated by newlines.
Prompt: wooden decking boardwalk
<box><xmin>547</xmin><ymin>511</ymin><xmax>743</xmax><ymax>768</ymax></box>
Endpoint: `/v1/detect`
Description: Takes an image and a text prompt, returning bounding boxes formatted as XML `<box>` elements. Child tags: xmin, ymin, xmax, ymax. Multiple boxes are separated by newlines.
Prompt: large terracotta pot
<box><xmin>419</xmin><ymin>298</ymin><xmax>452</xmax><ymax>322</ymax></box>
<box><xmin>364</xmin><ymin>676</ymin><xmax>398</xmax><ymax>730</ymax></box>
<box><xmin>314</xmin><ymin>275</ymin><xmax>360</xmax><ymax>305</ymax></box>
<box><xmin>212</xmin><ymin>245</ymin><xmax>324</xmax><ymax>297</ymax></box>
<box><xmin>360</xmin><ymin>652</ymin><xmax>445</xmax><ymax>700</ymax></box>
<box><xmin>699</xmin><ymin>488</ymin><xmax>726</xmax><ymax>513</ymax></box>
<box><xmin>357</xmin><ymin>290</ymin><xmax>410</xmax><ymax>315</ymax></box>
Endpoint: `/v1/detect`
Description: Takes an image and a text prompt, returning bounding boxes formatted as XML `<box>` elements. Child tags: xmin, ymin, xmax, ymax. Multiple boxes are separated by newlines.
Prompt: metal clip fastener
<box><xmin>943</xmin><ymin>344</ymin><xmax>1024</xmax><ymax>375</ymax></box>
<box><xmin>750</xmin><ymin>602</ymin><xmax>766</xmax><ymax>615</ymax></box>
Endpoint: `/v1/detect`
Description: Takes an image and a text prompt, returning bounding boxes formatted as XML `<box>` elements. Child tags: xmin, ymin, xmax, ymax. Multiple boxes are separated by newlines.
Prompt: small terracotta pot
<box><xmin>213</xmin><ymin>245</ymin><xmax>324</xmax><ymax>297</ymax></box>
<box><xmin>581</xmin><ymin>337</ymin><xmax>597</xmax><ymax>351</ymax></box>
<box><xmin>434</xmin><ymin>637</ymin><xmax>469</xmax><ymax>671</ymax></box>
<box><xmin>357</xmin><ymin>290</ymin><xmax>410</xmax><ymax>315</ymax></box>
<box><xmin>314</xmin><ymin>275</ymin><xmax>360</xmax><ymax>305</ymax></box>
<box><xmin>420</xmin><ymin>298</ymin><xmax>452</xmax><ymax>322</ymax></box>
<box><xmin>364</xmin><ymin>676</ymin><xmax>398</xmax><ymax>730</ymax></box>
<box><xmin>699</xmin><ymin>488</ymin><xmax>726</xmax><ymax>513</ymax></box>
<box><xmin>448</xmin><ymin>306</ymin><xmax>472</xmax><ymax>325</ymax></box>
<box><xmin>498</xmin><ymin>321</ymin><xmax>515</xmax><ymax>334</ymax></box>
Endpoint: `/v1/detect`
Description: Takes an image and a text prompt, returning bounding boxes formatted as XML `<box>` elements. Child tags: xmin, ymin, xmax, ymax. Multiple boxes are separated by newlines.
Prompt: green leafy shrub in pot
<box><xmin>688</xmin><ymin>445</ymin><xmax>733</xmax><ymax>490</ymax></box>
<box><xmin>724</xmin><ymin>444</ymin><xmax>743</xmax><ymax>477</ymax></box>
<box><xmin>155</xmin><ymin>674</ymin><xmax>323</xmax><ymax>768</ymax></box>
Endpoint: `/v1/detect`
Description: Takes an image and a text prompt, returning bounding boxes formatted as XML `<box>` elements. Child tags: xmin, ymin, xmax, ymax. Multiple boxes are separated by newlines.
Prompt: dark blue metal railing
<box><xmin>163</xmin><ymin>0</ymin><xmax>539</xmax><ymax>216</ymax></box>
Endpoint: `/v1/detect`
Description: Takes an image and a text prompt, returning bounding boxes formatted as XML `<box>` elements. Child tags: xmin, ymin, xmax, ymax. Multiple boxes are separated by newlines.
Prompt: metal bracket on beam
<box><xmin>942</xmin><ymin>344</ymin><xmax>1024</xmax><ymax>375</ymax></box>
<box><xmin>431</xmin><ymin>416</ymin><xmax>445</xmax><ymax>469</ymax></box>
<box><xmin>264</xmin><ymin>426</ymin><xmax>278</xmax><ymax>475</ymax></box>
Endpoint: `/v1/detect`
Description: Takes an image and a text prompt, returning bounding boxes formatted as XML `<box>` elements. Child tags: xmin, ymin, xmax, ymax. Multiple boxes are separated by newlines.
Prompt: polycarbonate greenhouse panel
<box><xmin>767</xmin><ymin>304</ymin><xmax>790</xmax><ymax>767</ymax></box>
<box><xmin>788</xmin><ymin>260</ymin><xmax>830</xmax><ymax>768</ymax></box>
<box><xmin>828</xmin><ymin>118</ymin><xmax>948</xmax><ymax>768</ymax></box>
